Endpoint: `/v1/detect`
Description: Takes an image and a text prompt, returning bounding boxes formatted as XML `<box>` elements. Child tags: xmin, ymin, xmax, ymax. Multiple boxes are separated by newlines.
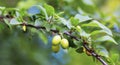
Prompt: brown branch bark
<box><xmin>83</xmin><ymin>41</ymin><xmax>108</xmax><ymax>65</ymax></box>
<box><xmin>0</xmin><ymin>15</ymin><xmax>108</xmax><ymax>65</ymax></box>
<box><xmin>22</xmin><ymin>23</ymin><xmax>108</xmax><ymax>65</ymax></box>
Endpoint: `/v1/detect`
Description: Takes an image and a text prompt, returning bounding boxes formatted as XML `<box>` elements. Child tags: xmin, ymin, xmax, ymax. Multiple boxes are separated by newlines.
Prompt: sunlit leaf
<box><xmin>93</xmin><ymin>20</ymin><xmax>112</xmax><ymax>36</ymax></box>
<box><xmin>36</xmin><ymin>5</ymin><xmax>48</xmax><ymax>20</ymax></box>
<box><xmin>0</xmin><ymin>7</ymin><xmax>5</xmax><ymax>10</ymax></box>
<box><xmin>76</xmin><ymin>25</ymin><xmax>82</xmax><ymax>32</ymax></box>
<box><xmin>75</xmin><ymin>14</ymin><xmax>92</xmax><ymax>22</ymax></box>
<box><xmin>82</xmin><ymin>21</ymin><xmax>98</xmax><ymax>27</ymax></box>
<box><xmin>59</xmin><ymin>18</ymin><xmax>72</xmax><ymax>29</ymax></box>
<box><xmin>80</xmin><ymin>30</ymin><xmax>90</xmax><ymax>38</ymax></box>
<box><xmin>90</xmin><ymin>30</ymin><xmax>108</xmax><ymax>36</ymax></box>
<box><xmin>95</xmin><ymin>35</ymin><xmax>118</xmax><ymax>44</ymax></box>
<box><xmin>70</xmin><ymin>17</ymin><xmax>79</xmax><ymax>26</ymax></box>
<box><xmin>44</xmin><ymin>3</ymin><xmax>55</xmax><ymax>16</ymax></box>
<box><xmin>75</xmin><ymin>25</ymin><xmax>90</xmax><ymax>39</ymax></box>
<box><xmin>82</xmin><ymin>20</ymin><xmax>113</xmax><ymax>36</ymax></box>
<box><xmin>16</xmin><ymin>11</ymin><xmax>20</xmax><ymax>17</ymax></box>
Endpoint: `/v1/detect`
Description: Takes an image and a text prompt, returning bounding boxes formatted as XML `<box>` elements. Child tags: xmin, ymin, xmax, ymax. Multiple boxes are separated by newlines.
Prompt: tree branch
<box><xmin>20</xmin><ymin>23</ymin><xmax>108</xmax><ymax>65</ymax></box>
<box><xmin>0</xmin><ymin>15</ymin><xmax>108</xmax><ymax>65</ymax></box>
<box><xmin>83</xmin><ymin>41</ymin><xmax>108</xmax><ymax>65</ymax></box>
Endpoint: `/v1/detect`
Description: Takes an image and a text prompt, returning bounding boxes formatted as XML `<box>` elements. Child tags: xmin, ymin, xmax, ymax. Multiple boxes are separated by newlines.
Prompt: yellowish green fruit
<box><xmin>76</xmin><ymin>25</ymin><xmax>80</xmax><ymax>29</ymax></box>
<box><xmin>23</xmin><ymin>25</ymin><xmax>26</xmax><ymax>31</ymax></box>
<box><xmin>52</xmin><ymin>35</ymin><xmax>61</xmax><ymax>45</ymax></box>
<box><xmin>61</xmin><ymin>38</ymin><xmax>69</xmax><ymax>49</ymax></box>
<box><xmin>76</xmin><ymin>25</ymin><xmax>82</xmax><ymax>32</ymax></box>
<box><xmin>52</xmin><ymin>45</ymin><xmax>60</xmax><ymax>53</ymax></box>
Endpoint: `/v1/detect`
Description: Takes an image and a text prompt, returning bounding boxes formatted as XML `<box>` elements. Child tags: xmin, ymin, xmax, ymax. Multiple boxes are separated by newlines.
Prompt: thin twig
<box><xmin>83</xmin><ymin>41</ymin><xmax>108</xmax><ymax>65</ymax></box>
<box><xmin>20</xmin><ymin>22</ymin><xmax>108</xmax><ymax>65</ymax></box>
<box><xmin>0</xmin><ymin>15</ymin><xmax>108</xmax><ymax>65</ymax></box>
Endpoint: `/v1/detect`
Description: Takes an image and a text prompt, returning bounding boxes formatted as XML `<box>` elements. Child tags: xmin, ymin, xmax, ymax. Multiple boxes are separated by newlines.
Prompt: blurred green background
<box><xmin>0</xmin><ymin>0</ymin><xmax>120</xmax><ymax>65</ymax></box>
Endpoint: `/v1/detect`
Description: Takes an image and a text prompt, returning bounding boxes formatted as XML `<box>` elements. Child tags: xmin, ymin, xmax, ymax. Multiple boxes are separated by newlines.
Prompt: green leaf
<box><xmin>10</xmin><ymin>18</ymin><xmax>21</xmax><ymax>25</ymax></box>
<box><xmin>59</xmin><ymin>18</ymin><xmax>72</xmax><ymax>29</ymax></box>
<box><xmin>4</xmin><ymin>19</ymin><xmax>12</xmax><ymax>30</ymax></box>
<box><xmin>44</xmin><ymin>3</ymin><xmax>55</xmax><ymax>16</ymax></box>
<box><xmin>107</xmin><ymin>58</ymin><xmax>116</xmax><ymax>65</ymax></box>
<box><xmin>80</xmin><ymin>30</ymin><xmax>90</xmax><ymax>38</ymax></box>
<box><xmin>82</xmin><ymin>21</ymin><xmax>98</xmax><ymax>27</ymax></box>
<box><xmin>38</xmin><ymin>32</ymin><xmax>48</xmax><ymax>44</ymax></box>
<box><xmin>76</xmin><ymin>47</ymin><xmax>84</xmax><ymax>53</ymax></box>
<box><xmin>36</xmin><ymin>5</ymin><xmax>48</xmax><ymax>20</ymax></box>
<box><xmin>70</xmin><ymin>17</ymin><xmax>79</xmax><ymax>26</ymax></box>
<box><xmin>93</xmin><ymin>20</ymin><xmax>112</xmax><ymax>36</ymax></box>
<box><xmin>43</xmin><ymin>22</ymin><xmax>51</xmax><ymax>32</ymax></box>
<box><xmin>75</xmin><ymin>14</ymin><xmax>92</xmax><ymax>22</ymax></box>
<box><xmin>75</xmin><ymin>25</ymin><xmax>90</xmax><ymax>39</ymax></box>
<box><xmin>90</xmin><ymin>30</ymin><xmax>108</xmax><ymax>36</ymax></box>
<box><xmin>99</xmin><ymin>49</ymin><xmax>109</xmax><ymax>58</ymax></box>
<box><xmin>34</xmin><ymin>19</ymin><xmax>43</xmax><ymax>26</ymax></box>
<box><xmin>95</xmin><ymin>35</ymin><xmax>118</xmax><ymax>44</ymax></box>
<box><xmin>0</xmin><ymin>7</ymin><xmax>5</xmax><ymax>10</ymax></box>
<box><xmin>76</xmin><ymin>26</ymin><xmax>82</xmax><ymax>33</ymax></box>
<box><xmin>95</xmin><ymin>45</ymin><xmax>109</xmax><ymax>58</ymax></box>
<box><xmin>111</xmin><ymin>53</ymin><xmax>119</xmax><ymax>62</ymax></box>
<box><xmin>73</xmin><ymin>39</ymin><xmax>82</xmax><ymax>47</ymax></box>
<box><xmin>68</xmin><ymin>38</ymin><xmax>77</xmax><ymax>48</ymax></box>
<box><xmin>82</xmin><ymin>20</ymin><xmax>113</xmax><ymax>36</ymax></box>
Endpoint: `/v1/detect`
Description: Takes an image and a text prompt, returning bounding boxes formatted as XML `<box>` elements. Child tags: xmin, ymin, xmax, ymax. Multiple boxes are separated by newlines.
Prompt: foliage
<box><xmin>0</xmin><ymin>0</ymin><xmax>120</xmax><ymax>65</ymax></box>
